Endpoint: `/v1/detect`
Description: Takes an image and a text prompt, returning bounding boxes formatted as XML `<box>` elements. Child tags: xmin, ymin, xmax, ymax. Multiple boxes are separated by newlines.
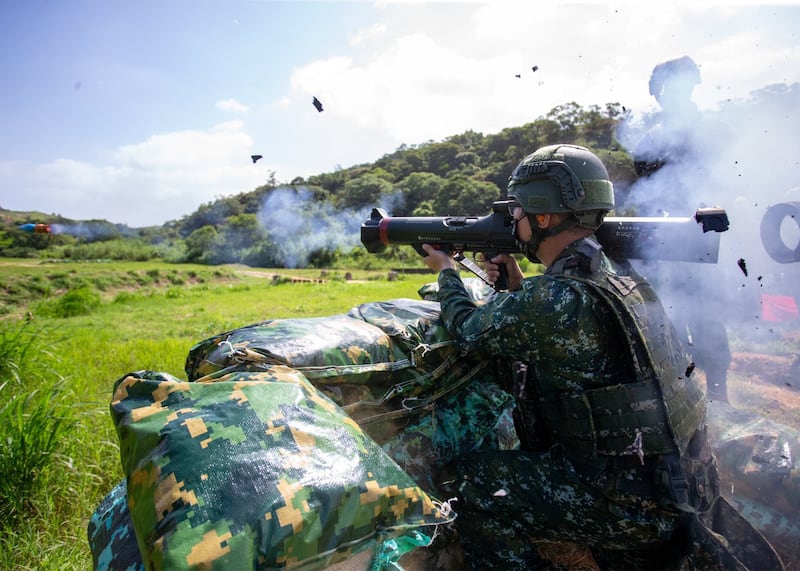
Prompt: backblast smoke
<box><xmin>257</xmin><ymin>187</ymin><xmax>401</xmax><ymax>269</ymax></box>
<box><xmin>616</xmin><ymin>80</ymin><xmax>800</xmax><ymax>335</ymax></box>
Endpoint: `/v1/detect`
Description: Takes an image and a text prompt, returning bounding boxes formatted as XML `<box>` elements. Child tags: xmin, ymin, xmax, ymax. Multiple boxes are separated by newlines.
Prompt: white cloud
<box><xmin>291</xmin><ymin>33</ymin><xmax>535</xmax><ymax>145</ymax></box>
<box><xmin>0</xmin><ymin>122</ymin><xmax>269</xmax><ymax>227</ymax></box>
<box><xmin>349</xmin><ymin>22</ymin><xmax>386</xmax><ymax>46</ymax></box>
<box><xmin>286</xmin><ymin>2</ymin><xmax>799</xmax><ymax>155</ymax></box>
<box><xmin>216</xmin><ymin>98</ymin><xmax>250</xmax><ymax>113</ymax></box>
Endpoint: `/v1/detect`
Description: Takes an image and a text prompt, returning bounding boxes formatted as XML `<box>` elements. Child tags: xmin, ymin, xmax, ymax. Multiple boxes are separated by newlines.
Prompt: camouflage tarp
<box><xmin>93</xmin><ymin>367</ymin><xmax>453</xmax><ymax>571</ymax></box>
<box><xmin>89</xmin><ymin>478</ymin><xmax>143</xmax><ymax>571</ymax></box>
<box><xmin>89</xmin><ymin>298</ymin><xmax>514</xmax><ymax>571</ymax></box>
<box><xmin>707</xmin><ymin>401</ymin><xmax>800</xmax><ymax>561</ymax></box>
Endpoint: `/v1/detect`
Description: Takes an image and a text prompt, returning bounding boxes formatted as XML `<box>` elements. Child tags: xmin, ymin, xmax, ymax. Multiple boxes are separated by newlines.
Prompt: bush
<box><xmin>33</xmin><ymin>286</ymin><xmax>101</xmax><ymax>318</ymax></box>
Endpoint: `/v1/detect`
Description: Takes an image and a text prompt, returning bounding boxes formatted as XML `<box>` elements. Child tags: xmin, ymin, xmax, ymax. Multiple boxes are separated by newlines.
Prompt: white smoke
<box><xmin>257</xmin><ymin>186</ymin><xmax>401</xmax><ymax>268</ymax></box>
<box><xmin>50</xmin><ymin>222</ymin><xmax>135</xmax><ymax>240</ymax></box>
<box><xmin>617</xmin><ymin>73</ymin><xmax>800</xmax><ymax>340</ymax></box>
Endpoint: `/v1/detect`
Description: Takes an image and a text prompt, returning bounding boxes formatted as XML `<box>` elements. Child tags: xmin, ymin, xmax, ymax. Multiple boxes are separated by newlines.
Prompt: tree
<box><xmin>396</xmin><ymin>172</ymin><xmax>447</xmax><ymax>216</ymax></box>
<box><xmin>218</xmin><ymin>213</ymin><xmax>265</xmax><ymax>252</ymax></box>
<box><xmin>423</xmin><ymin>142</ymin><xmax>461</xmax><ymax>176</ymax></box>
<box><xmin>388</xmin><ymin>147</ymin><xmax>426</xmax><ymax>180</ymax></box>
<box><xmin>184</xmin><ymin>225</ymin><xmax>219</xmax><ymax>263</ymax></box>
<box><xmin>437</xmin><ymin>175</ymin><xmax>501</xmax><ymax>215</ymax></box>
<box><xmin>446</xmin><ymin>129</ymin><xmax>485</xmax><ymax>150</ymax></box>
<box><xmin>545</xmin><ymin>102</ymin><xmax>582</xmax><ymax>140</ymax></box>
<box><xmin>307</xmin><ymin>167</ymin><xmax>349</xmax><ymax>196</ymax></box>
<box><xmin>412</xmin><ymin>200</ymin><xmax>436</xmax><ymax>216</ymax></box>
<box><xmin>177</xmin><ymin>197</ymin><xmax>243</xmax><ymax>237</ymax></box>
<box><xmin>339</xmin><ymin>174</ymin><xmax>394</xmax><ymax>210</ymax></box>
<box><xmin>582</xmin><ymin>104</ymin><xmax>619</xmax><ymax>148</ymax></box>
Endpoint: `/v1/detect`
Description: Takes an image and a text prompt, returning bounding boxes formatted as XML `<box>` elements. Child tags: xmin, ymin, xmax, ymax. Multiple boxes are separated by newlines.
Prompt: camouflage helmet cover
<box><xmin>506</xmin><ymin>144</ymin><xmax>615</xmax><ymax>228</ymax></box>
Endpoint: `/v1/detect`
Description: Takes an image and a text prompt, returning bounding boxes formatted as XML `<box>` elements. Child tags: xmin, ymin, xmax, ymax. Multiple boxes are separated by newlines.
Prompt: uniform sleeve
<box><xmin>436</xmin><ymin>269</ymin><xmax>547</xmax><ymax>360</ymax></box>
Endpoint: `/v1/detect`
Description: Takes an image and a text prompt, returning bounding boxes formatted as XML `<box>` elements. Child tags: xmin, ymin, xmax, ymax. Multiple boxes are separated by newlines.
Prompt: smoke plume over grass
<box><xmin>257</xmin><ymin>187</ymin><xmax>401</xmax><ymax>268</ymax></box>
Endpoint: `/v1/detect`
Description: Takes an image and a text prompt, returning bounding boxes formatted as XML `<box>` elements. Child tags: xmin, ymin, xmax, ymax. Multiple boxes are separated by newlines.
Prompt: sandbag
<box><xmin>183</xmin><ymin>299</ymin><xmax>487</xmax><ymax>439</ymax></box>
<box><xmin>107</xmin><ymin>367</ymin><xmax>453</xmax><ymax>570</ymax></box>
<box><xmin>89</xmin><ymin>298</ymin><xmax>516</xmax><ymax>570</ymax></box>
<box><xmin>185</xmin><ymin>299</ymin><xmax>454</xmax><ymax>387</ymax></box>
<box><xmin>88</xmin><ymin>479</ymin><xmax>144</xmax><ymax>571</ymax></box>
<box><xmin>706</xmin><ymin>401</ymin><xmax>800</xmax><ymax>564</ymax></box>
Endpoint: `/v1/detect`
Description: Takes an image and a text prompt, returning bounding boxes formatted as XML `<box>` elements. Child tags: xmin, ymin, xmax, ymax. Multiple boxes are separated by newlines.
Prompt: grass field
<box><xmin>0</xmin><ymin>259</ymin><xmax>437</xmax><ymax>570</ymax></box>
<box><xmin>2</xmin><ymin>259</ymin><xmax>798</xmax><ymax>570</ymax></box>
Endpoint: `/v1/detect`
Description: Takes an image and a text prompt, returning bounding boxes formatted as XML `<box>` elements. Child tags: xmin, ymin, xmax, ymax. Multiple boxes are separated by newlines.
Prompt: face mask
<box><xmin>512</xmin><ymin>212</ymin><xmax>577</xmax><ymax>264</ymax></box>
<box><xmin>512</xmin><ymin>213</ymin><xmax>543</xmax><ymax>263</ymax></box>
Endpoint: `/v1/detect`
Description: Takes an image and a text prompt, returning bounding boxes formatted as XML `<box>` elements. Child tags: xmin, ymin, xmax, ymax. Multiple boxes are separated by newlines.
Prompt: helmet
<box><xmin>648</xmin><ymin>56</ymin><xmax>700</xmax><ymax>100</ymax></box>
<box><xmin>506</xmin><ymin>144</ymin><xmax>615</xmax><ymax>230</ymax></box>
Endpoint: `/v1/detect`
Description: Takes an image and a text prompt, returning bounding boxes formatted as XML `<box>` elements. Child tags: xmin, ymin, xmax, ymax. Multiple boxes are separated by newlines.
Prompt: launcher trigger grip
<box><xmin>494</xmin><ymin>261</ymin><xmax>509</xmax><ymax>291</ymax></box>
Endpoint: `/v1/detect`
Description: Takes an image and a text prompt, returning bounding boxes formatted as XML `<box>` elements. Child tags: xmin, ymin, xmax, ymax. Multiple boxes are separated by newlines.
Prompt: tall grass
<box><xmin>0</xmin><ymin>320</ymin><xmax>76</xmax><ymax>533</ymax></box>
<box><xmin>0</xmin><ymin>261</ymin><xmax>436</xmax><ymax>570</ymax></box>
<box><xmin>0</xmin><ymin>319</ymin><xmax>55</xmax><ymax>383</ymax></box>
<box><xmin>0</xmin><ymin>380</ymin><xmax>75</xmax><ymax>524</ymax></box>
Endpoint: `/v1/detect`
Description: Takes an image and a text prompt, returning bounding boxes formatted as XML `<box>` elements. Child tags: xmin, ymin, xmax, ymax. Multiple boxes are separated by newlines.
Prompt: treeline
<box><xmin>0</xmin><ymin>102</ymin><xmax>639</xmax><ymax>268</ymax></box>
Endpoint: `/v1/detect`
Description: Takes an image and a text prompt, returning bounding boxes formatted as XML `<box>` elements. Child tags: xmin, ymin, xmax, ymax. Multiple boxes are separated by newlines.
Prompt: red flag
<box><xmin>761</xmin><ymin>294</ymin><xmax>799</xmax><ymax>322</ymax></box>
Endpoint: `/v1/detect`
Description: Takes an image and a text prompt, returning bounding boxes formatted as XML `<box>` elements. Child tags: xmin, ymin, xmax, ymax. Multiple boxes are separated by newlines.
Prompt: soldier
<box><xmin>421</xmin><ymin>144</ymin><xmax>782</xmax><ymax>569</ymax></box>
<box><xmin>629</xmin><ymin>55</ymin><xmax>732</xmax><ymax>403</ymax></box>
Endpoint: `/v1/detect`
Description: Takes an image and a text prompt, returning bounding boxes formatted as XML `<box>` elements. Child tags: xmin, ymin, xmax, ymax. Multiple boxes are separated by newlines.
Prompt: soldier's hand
<box><xmin>486</xmin><ymin>254</ymin><xmax>524</xmax><ymax>291</ymax></box>
<box><xmin>422</xmin><ymin>244</ymin><xmax>457</xmax><ymax>273</ymax></box>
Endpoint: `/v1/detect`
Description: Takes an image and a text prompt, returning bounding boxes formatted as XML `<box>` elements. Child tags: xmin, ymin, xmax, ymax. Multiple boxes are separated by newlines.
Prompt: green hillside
<box><xmin>1</xmin><ymin>102</ymin><xmax>637</xmax><ymax>268</ymax></box>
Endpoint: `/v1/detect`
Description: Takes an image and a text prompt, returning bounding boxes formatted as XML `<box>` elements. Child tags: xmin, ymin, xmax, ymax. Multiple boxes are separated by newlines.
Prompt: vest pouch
<box><xmin>682</xmin><ymin>427</ymin><xmax>720</xmax><ymax>513</ymax></box>
<box><xmin>513</xmin><ymin>399</ymin><xmax>548</xmax><ymax>451</ymax></box>
<box><xmin>656</xmin><ymin>428</ymin><xmax>720</xmax><ymax>513</ymax></box>
<box><xmin>656</xmin><ymin>459</ymin><xmax>692</xmax><ymax>511</ymax></box>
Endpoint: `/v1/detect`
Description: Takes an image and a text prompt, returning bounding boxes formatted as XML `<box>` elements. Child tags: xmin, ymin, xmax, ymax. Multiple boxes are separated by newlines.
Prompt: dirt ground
<box><xmin>727</xmin><ymin>350</ymin><xmax>800</xmax><ymax>432</ymax></box>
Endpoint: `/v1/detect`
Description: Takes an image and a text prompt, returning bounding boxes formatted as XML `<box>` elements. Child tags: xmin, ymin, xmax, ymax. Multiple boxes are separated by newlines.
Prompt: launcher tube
<box><xmin>362</xmin><ymin>203</ymin><xmax>727</xmax><ymax>265</ymax></box>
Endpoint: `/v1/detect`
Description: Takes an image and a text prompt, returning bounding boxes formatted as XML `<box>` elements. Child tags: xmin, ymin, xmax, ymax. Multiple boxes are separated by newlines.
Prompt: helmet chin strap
<box><xmin>514</xmin><ymin>213</ymin><xmax>578</xmax><ymax>263</ymax></box>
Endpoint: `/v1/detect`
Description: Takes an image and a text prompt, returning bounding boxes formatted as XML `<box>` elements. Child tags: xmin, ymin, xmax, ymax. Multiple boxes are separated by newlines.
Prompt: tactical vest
<box><xmin>533</xmin><ymin>239</ymin><xmax>707</xmax><ymax>461</ymax></box>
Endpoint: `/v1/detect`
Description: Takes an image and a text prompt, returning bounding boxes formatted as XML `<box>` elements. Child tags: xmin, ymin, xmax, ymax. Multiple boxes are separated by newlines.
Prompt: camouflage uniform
<box><xmin>432</xmin><ymin>237</ymin><xmax>780</xmax><ymax>570</ymax></box>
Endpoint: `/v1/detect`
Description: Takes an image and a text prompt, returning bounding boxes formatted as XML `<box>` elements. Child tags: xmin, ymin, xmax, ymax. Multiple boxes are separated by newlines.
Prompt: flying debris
<box><xmin>531</xmin><ymin>65</ymin><xmax>539</xmax><ymax>72</ymax></box>
<box><xmin>251</xmin><ymin>155</ymin><xmax>263</xmax><ymax>164</ymax></box>
<box><xmin>18</xmin><ymin>223</ymin><xmax>51</xmax><ymax>234</ymax></box>
<box><xmin>312</xmin><ymin>97</ymin><xmax>324</xmax><ymax>112</ymax></box>
<box><xmin>737</xmin><ymin>257</ymin><xmax>748</xmax><ymax>276</ymax></box>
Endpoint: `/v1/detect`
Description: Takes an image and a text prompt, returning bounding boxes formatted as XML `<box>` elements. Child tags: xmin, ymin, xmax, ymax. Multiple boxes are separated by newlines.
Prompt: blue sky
<box><xmin>1</xmin><ymin>0</ymin><xmax>799</xmax><ymax>227</ymax></box>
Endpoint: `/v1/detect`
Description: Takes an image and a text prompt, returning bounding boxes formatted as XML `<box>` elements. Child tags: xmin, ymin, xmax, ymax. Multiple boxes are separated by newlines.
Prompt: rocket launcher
<box><xmin>361</xmin><ymin>200</ymin><xmax>729</xmax><ymax>291</ymax></box>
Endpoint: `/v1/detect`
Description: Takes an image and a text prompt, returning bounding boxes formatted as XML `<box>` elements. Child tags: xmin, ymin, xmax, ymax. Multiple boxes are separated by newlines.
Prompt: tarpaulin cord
<box><xmin>196</xmin><ymin>338</ymin><xmax>238</xmax><ymax>371</ymax></box>
<box><xmin>195</xmin><ymin>337</ymin><xmax>480</xmax><ymax>426</ymax></box>
<box><xmin>341</xmin><ymin>355</ymin><xmax>457</xmax><ymax>412</ymax></box>
<box><xmin>205</xmin><ymin>340</ymin><xmax>461</xmax><ymax>380</ymax></box>
<box><xmin>351</xmin><ymin>360</ymin><xmax>489</xmax><ymax>427</ymax></box>
<box><xmin>348</xmin><ymin>349</ymin><xmax>464</xmax><ymax>407</ymax></box>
